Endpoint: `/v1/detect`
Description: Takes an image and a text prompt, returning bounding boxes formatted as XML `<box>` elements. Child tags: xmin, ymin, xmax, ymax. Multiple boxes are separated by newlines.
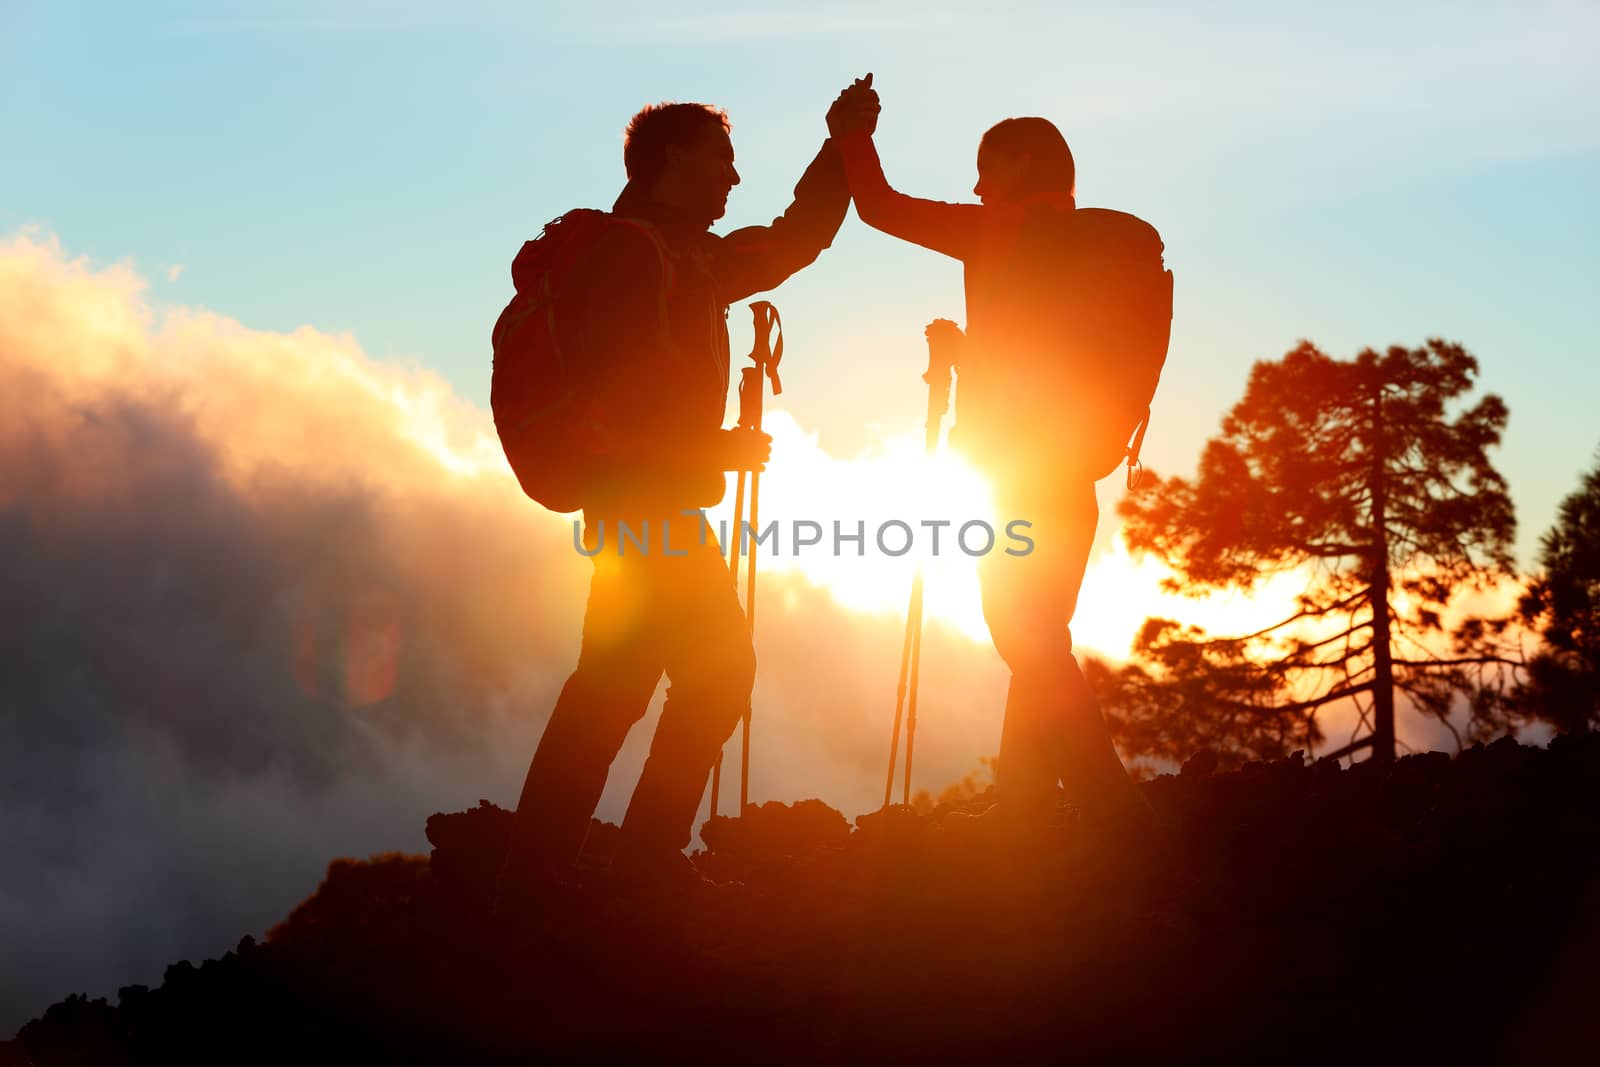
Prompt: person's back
<box><xmin>967</xmin><ymin>200</ymin><xmax>1172</xmax><ymax>488</ymax></box>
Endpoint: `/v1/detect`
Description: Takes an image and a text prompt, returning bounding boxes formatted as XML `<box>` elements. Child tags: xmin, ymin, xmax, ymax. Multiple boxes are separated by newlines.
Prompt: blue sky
<box><xmin>4</xmin><ymin>0</ymin><xmax>1597</xmax><ymax>563</ymax></box>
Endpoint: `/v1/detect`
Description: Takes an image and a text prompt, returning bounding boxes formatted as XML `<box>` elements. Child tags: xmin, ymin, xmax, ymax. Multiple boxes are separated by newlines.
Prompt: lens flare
<box><xmin>705</xmin><ymin>408</ymin><xmax>1319</xmax><ymax>661</ymax></box>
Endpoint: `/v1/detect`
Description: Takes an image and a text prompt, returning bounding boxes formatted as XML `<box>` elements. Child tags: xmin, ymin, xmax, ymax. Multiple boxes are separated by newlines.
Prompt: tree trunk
<box><xmin>1369</xmin><ymin>378</ymin><xmax>1396</xmax><ymax>763</ymax></box>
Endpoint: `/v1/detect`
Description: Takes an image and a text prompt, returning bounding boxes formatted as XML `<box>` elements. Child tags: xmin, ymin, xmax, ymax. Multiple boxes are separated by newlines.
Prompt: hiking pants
<box><xmin>506</xmin><ymin>524</ymin><xmax>753</xmax><ymax>875</ymax></box>
<box><xmin>978</xmin><ymin>480</ymin><xmax>1135</xmax><ymax>813</ymax></box>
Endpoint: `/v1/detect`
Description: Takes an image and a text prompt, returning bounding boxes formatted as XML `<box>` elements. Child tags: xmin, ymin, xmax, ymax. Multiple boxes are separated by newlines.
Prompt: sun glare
<box><xmin>705</xmin><ymin>408</ymin><xmax>998</xmax><ymax>642</ymax></box>
<box><xmin>1075</xmin><ymin>540</ymin><xmax>1314</xmax><ymax>660</ymax></box>
<box><xmin>436</xmin><ymin>397</ymin><xmax>1318</xmax><ymax>662</ymax></box>
<box><xmin>697</xmin><ymin>409</ymin><xmax>1314</xmax><ymax>660</ymax></box>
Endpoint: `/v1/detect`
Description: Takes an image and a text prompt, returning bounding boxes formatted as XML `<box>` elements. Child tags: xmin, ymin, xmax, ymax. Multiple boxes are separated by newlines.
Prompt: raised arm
<box><xmin>712</xmin><ymin>139</ymin><xmax>851</xmax><ymax>304</ymax></box>
<box><xmin>835</xmin><ymin>130</ymin><xmax>985</xmax><ymax>263</ymax></box>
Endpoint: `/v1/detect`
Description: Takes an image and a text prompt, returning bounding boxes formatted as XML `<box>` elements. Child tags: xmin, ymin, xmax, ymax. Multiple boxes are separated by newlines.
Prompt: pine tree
<box><xmin>1506</xmin><ymin>447</ymin><xmax>1600</xmax><ymax>733</ymax></box>
<box><xmin>1109</xmin><ymin>339</ymin><xmax>1516</xmax><ymax>763</ymax></box>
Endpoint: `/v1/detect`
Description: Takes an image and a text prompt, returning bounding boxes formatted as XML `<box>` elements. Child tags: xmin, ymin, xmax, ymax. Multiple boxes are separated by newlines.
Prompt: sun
<box><xmin>699</xmin><ymin>408</ymin><xmax>995</xmax><ymax>641</ymax></box>
<box><xmin>707</xmin><ymin>408</ymin><xmax>1315</xmax><ymax>661</ymax></box>
<box><xmin>1072</xmin><ymin>539</ymin><xmax>1313</xmax><ymax>660</ymax></box>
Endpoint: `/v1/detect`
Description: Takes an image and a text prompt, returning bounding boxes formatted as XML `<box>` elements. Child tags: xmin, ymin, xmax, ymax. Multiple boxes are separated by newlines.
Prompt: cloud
<box><xmin>0</xmin><ymin>229</ymin><xmax>588</xmax><ymax>1027</ymax></box>
<box><xmin>165</xmin><ymin>264</ymin><xmax>183</xmax><ymax>283</ymax></box>
<box><xmin>0</xmin><ymin>231</ymin><xmax>1011</xmax><ymax>1033</ymax></box>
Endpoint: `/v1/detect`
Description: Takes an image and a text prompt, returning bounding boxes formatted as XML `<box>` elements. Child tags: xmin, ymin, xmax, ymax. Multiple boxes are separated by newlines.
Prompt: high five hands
<box><xmin>827</xmin><ymin>73</ymin><xmax>881</xmax><ymax>139</ymax></box>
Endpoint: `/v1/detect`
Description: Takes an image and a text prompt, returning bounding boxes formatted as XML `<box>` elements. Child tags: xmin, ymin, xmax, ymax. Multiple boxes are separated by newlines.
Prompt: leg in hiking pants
<box><xmin>501</xmin><ymin>530</ymin><xmax>751</xmax><ymax>896</ymax></box>
<box><xmin>612</xmin><ymin>537</ymin><xmax>754</xmax><ymax>865</ymax></box>
<box><xmin>979</xmin><ymin>481</ymin><xmax>1138</xmax><ymax>818</ymax></box>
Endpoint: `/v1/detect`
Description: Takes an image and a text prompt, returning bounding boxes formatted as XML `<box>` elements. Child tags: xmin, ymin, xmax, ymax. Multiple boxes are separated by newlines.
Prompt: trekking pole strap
<box><xmin>749</xmin><ymin>300</ymin><xmax>783</xmax><ymax>398</ymax></box>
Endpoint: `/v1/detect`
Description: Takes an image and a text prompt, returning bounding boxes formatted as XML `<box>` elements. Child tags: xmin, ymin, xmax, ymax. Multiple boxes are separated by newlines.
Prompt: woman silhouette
<box><xmin>832</xmin><ymin>78</ymin><xmax>1146</xmax><ymax>828</ymax></box>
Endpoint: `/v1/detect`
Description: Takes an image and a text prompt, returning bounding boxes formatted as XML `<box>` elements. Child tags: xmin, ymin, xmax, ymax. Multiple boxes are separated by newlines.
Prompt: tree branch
<box><xmin>1273</xmin><ymin>679</ymin><xmax>1377</xmax><ymax>715</ymax></box>
<box><xmin>1235</xmin><ymin>589</ymin><xmax>1369</xmax><ymax>641</ymax></box>
<box><xmin>1292</xmin><ymin>540</ymin><xmax>1366</xmax><ymax>558</ymax></box>
<box><xmin>1286</xmin><ymin>625</ymin><xmax>1374</xmax><ymax>657</ymax></box>
<box><xmin>1392</xmin><ymin>655</ymin><xmax>1519</xmax><ymax>668</ymax></box>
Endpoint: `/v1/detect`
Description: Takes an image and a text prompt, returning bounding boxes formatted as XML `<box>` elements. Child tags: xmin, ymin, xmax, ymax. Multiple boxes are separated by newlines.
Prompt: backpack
<box><xmin>490</xmin><ymin>210</ymin><xmax>673</xmax><ymax>512</ymax></box>
<box><xmin>1013</xmin><ymin>205</ymin><xmax>1174</xmax><ymax>486</ymax></box>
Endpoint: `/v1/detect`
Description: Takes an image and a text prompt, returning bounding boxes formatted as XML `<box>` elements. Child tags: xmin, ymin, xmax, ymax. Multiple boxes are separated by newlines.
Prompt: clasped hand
<box><xmin>827</xmin><ymin>72</ymin><xmax>881</xmax><ymax>138</ymax></box>
<box><xmin>719</xmin><ymin>427</ymin><xmax>772</xmax><ymax>472</ymax></box>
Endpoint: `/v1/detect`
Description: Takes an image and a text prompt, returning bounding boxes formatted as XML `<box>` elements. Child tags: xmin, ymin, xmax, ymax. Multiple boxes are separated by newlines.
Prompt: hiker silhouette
<box><xmin>496</xmin><ymin>91</ymin><xmax>857</xmax><ymax>899</ymax></box>
<box><xmin>831</xmin><ymin>78</ymin><xmax>1151</xmax><ymax>826</ymax></box>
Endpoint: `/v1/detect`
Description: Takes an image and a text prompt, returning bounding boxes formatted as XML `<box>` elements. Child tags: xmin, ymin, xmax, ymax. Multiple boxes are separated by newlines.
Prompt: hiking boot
<box><xmin>941</xmin><ymin>801</ymin><xmax>1001</xmax><ymax>833</ymax></box>
<box><xmin>942</xmin><ymin>803</ymin><xmax>1073</xmax><ymax>861</ymax></box>
<box><xmin>605</xmin><ymin>846</ymin><xmax>731</xmax><ymax>899</ymax></box>
<box><xmin>943</xmin><ymin>789</ymin><xmax>1064</xmax><ymax>833</ymax></box>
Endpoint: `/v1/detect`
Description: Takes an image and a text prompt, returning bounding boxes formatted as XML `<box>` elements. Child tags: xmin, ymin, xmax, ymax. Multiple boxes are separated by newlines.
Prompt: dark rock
<box><xmin>1180</xmin><ymin>749</ymin><xmax>1220</xmax><ymax>779</ymax></box>
<box><xmin>17</xmin><ymin>741</ymin><xmax>1600</xmax><ymax>1066</ymax></box>
<box><xmin>702</xmin><ymin>798</ymin><xmax>851</xmax><ymax>861</ymax></box>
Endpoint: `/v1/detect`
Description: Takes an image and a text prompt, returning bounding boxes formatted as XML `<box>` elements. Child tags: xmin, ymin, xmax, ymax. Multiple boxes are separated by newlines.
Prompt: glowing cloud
<box><xmin>0</xmin><ymin>231</ymin><xmax>1008</xmax><ymax>1030</ymax></box>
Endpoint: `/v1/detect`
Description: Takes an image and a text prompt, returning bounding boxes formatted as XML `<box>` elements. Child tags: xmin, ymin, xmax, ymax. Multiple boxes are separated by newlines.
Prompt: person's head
<box><xmin>973</xmin><ymin>117</ymin><xmax>1076</xmax><ymax>206</ymax></box>
<box><xmin>624</xmin><ymin>102</ymin><xmax>739</xmax><ymax>223</ymax></box>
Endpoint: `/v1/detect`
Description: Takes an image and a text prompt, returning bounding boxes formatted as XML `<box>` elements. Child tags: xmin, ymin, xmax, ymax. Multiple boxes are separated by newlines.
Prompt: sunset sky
<box><xmin>1</xmin><ymin>0</ymin><xmax>1597</xmax><ymax>1034</ymax></box>
<box><xmin>4</xmin><ymin>0</ymin><xmax>1597</xmax><ymax>558</ymax></box>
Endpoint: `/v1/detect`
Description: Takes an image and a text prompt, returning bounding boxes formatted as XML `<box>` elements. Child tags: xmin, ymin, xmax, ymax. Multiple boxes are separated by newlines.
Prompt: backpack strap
<box><xmin>1126</xmin><ymin>406</ymin><xmax>1150</xmax><ymax>490</ymax></box>
<box><xmin>602</xmin><ymin>217</ymin><xmax>678</xmax><ymax>363</ymax></box>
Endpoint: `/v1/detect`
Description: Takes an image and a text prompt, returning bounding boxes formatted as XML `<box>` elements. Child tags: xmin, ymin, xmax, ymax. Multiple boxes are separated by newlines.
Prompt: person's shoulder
<box><xmin>597</xmin><ymin>215</ymin><xmax>668</xmax><ymax>252</ymax></box>
<box><xmin>572</xmin><ymin>216</ymin><xmax>670</xmax><ymax>282</ymax></box>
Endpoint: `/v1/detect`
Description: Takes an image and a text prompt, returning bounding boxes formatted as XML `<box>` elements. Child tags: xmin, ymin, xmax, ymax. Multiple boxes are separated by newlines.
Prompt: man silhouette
<box><xmin>500</xmin><ymin>87</ymin><xmax>870</xmax><ymax>898</ymax></box>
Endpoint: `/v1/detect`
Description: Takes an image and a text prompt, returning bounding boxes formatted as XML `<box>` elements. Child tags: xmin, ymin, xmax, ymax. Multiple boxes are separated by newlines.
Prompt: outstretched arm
<box><xmin>836</xmin><ymin>129</ymin><xmax>985</xmax><ymax>263</ymax></box>
<box><xmin>713</xmin><ymin>139</ymin><xmax>851</xmax><ymax>304</ymax></box>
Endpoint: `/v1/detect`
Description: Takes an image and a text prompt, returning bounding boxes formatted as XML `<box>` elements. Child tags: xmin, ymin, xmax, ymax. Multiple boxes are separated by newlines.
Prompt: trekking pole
<box><xmin>711</xmin><ymin>301</ymin><xmax>783</xmax><ymax>818</ymax></box>
<box><xmin>883</xmin><ymin>319</ymin><xmax>959</xmax><ymax>808</ymax></box>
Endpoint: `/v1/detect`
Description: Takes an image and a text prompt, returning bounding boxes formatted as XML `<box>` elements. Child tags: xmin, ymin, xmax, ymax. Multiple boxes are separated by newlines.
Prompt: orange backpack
<box><xmin>1011</xmin><ymin>206</ymin><xmax>1174</xmax><ymax>486</ymax></box>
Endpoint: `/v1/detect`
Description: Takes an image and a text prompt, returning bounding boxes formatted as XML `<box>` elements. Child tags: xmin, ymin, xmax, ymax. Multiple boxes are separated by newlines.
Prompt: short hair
<box><xmin>979</xmin><ymin>117</ymin><xmax>1076</xmax><ymax>199</ymax></box>
<box><xmin>623</xmin><ymin>102</ymin><xmax>732</xmax><ymax>184</ymax></box>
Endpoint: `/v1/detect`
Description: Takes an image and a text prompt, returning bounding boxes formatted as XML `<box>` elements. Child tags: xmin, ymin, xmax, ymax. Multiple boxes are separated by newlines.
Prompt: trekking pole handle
<box><xmin>923</xmin><ymin>318</ymin><xmax>960</xmax><ymax>435</ymax></box>
<box><xmin>737</xmin><ymin>366</ymin><xmax>765</xmax><ymax>432</ymax></box>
